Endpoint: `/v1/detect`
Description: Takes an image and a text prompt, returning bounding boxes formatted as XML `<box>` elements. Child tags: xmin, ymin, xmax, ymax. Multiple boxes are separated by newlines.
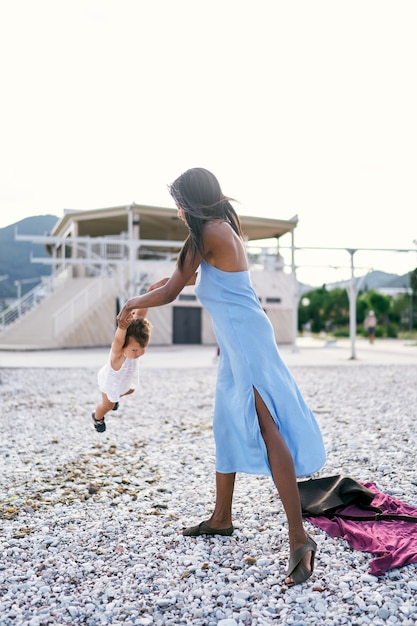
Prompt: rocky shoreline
<box><xmin>1</xmin><ymin>364</ymin><xmax>417</xmax><ymax>625</ymax></box>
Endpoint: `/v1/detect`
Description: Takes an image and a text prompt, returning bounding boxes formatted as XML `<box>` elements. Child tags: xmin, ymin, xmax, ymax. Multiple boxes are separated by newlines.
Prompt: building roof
<box><xmin>51</xmin><ymin>203</ymin><xmax>298</xmax><ymax>242</ymax></box>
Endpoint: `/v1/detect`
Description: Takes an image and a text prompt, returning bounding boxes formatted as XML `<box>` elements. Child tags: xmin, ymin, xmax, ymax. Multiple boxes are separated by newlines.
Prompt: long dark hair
<box><xmin>168</xmin><ymin>168</ymin><xmax>244</xmax><ymax>271</ymax></box>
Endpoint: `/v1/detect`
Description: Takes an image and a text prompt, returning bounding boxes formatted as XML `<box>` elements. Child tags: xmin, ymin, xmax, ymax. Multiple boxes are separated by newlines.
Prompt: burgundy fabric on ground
<box><xmin>306</xmin><ymin>482</ymin><xmax>417</xmax><ymax>576</ymax></box>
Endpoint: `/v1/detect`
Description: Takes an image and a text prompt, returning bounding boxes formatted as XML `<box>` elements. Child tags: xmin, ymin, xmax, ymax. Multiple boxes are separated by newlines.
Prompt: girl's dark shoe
<box><xmin>92</xmin><ymin>412</ymin><xmax>106</xmax><ymax>433</ymax></box>
<box><xmin>112</xmin><ymin>402</ymin><xmax>119</xmax><ymax>411</ymax></box>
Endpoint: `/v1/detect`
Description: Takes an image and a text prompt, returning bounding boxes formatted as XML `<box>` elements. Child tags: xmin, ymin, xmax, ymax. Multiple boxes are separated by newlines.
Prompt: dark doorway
<box><xmin>173</xmin><ymin>307</ymin><xmax>202</xmax><ymax>344</ymax></box>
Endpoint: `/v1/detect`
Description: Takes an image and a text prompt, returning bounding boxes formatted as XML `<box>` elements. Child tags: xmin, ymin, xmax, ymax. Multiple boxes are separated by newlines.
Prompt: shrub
<box><xmin>386</xmin><ymin>323</ymin><xmax>398</xmax><ymax>338</ymax></box>
<box><xmin>332</xmin><ymin>327</ymin><xmax>350</xmax><ymax>337</ymax></box>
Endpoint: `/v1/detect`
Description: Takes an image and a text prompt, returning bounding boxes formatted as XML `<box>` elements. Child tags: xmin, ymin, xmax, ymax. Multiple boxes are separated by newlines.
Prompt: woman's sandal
<box><xmin>285</xmin><ymin>535</ymin><xmax>317</xmax><ymax>586</ymax></box>
<box><xmin>182</xmin><ymin>520</ymin><xmax>234</xmax><ymax>537</ymax></box>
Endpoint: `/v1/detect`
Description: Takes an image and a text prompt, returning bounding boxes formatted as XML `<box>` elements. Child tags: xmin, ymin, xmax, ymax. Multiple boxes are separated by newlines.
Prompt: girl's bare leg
<box><xmin>206</xmin><ymin>472</ymin><xmax>235</xmax><ymax>528</ymax></box>
<box><xmin>254</xmin><ymin>388</ymin><xmax>312</xmax><ymax>584</ymax></box>
<box><xmin>94</xmin><ymin>393</ymin><xmax>115</xmax><ymax>421</ymax></box>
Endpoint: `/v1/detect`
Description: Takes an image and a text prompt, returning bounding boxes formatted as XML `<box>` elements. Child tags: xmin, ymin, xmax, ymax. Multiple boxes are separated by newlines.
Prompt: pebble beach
<box><xmin>1</xmin><ymin>340</ymin><xmax>417</xmax><ymax>626</ymax></box>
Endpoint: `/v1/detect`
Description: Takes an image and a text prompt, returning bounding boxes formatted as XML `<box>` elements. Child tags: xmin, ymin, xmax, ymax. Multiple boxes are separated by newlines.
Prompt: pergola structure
<box><xmin>47</xmin><ymin>203</ymin><xmax>298</xmax><ymax>246</ymax></box>
<box><xmin>17</xmin><ymin>202</ymin><xmax>299</xmax><ymax>296</ymax></box>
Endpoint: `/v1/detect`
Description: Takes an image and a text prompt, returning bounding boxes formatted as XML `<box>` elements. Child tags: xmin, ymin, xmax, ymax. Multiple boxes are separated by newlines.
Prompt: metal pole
<box><xmin>346</xmin><ymin>249</ymin><xmax>357</xmax><ymax>360</ymax></box>
<box><xmin>127</xmin><ymin>205</ymin><xmax>135</xmax><ymax>299</ymax></box>
<box><xmin>291</xmin><ymin>230</ymin><xmax>299</xmax><ymax>351</ymax></box>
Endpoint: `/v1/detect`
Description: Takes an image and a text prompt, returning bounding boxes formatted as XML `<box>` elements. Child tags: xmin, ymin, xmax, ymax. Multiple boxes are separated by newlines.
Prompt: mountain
<box><xmin>327</xmin><ymin>269</ymin><xmax>411</xmax><ymax>291</ymax></box>
<box><xmin>0</xmin><ymin>215</ymin><xmax>59</xmax><ymax>299</ymax></box>
<box><xmin>383</xmin><ymin>272</ymin><xmax>413</xmax><ymax>289</ymax></box>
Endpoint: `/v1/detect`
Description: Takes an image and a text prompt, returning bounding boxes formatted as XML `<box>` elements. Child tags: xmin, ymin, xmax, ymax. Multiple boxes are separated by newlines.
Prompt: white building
<box><xmin>1</xmin><ymin>203</ymin><xmax>299</xmax><ymax>349</ymax></box>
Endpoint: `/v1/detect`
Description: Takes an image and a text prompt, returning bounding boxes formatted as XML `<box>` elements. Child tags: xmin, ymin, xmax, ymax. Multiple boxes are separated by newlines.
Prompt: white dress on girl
<box><xmin>97</xmin><ymin>352</ymin><xmax>139</xmax><ymax>403</ymax></box>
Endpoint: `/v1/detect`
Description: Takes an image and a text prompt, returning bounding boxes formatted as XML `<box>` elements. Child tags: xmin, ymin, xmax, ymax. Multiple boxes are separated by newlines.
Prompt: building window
<box><xmin>178</xmin><ymin>294</ymin><xmax>197</xmax><ymax>301</ymax></box>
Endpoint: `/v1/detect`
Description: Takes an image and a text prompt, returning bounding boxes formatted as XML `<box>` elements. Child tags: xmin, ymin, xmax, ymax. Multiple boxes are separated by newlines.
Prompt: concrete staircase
<box><xmin>0</xmin><ymin>275</ymin><xmax>120</xmax><ymax>350</ymax></box>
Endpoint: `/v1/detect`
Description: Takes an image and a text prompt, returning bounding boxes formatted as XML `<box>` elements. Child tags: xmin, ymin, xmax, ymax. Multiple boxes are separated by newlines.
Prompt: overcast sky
<box><xmin>1</xmin><ymin>0</ymin><xmax>416</xmax><ymax>284</ymax></box>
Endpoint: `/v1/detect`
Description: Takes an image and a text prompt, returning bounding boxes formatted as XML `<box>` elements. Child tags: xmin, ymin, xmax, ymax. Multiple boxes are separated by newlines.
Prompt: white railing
<box><xmin>52</xmin><ymin>276</ymin><xmax>105</xmax><ymax>338</ymax></box>
<box><xmin>0</xmin><ymin>273</ymin><xmax>58</xmax><ymax>331</ymax></box>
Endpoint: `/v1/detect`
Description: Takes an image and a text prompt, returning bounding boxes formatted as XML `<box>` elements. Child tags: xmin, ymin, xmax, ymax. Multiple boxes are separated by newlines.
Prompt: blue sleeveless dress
<box><xmin>194</xmin><ymin>260</ymin><xmax>326</xmax><ymax>477</ymax></box>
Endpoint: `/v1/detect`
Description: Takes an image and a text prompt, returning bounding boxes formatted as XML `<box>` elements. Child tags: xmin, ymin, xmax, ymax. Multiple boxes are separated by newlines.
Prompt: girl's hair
<box><xmin>168</xmin><ymin>168</ymin><xmax>244</xmax><ymax>271</ymax></box>
<box><xmin>123</xmin><ymin>318</ymin><xmax>152</xmax><ymax>348</ymax></box>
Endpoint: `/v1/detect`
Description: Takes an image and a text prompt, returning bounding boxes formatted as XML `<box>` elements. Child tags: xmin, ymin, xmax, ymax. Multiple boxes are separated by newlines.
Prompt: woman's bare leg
<box><xmin>206</xmin><ymin>472</ymin><xmax>235</xmax><ymax>528</ymax></box>
<box><xmin>254</xmin><ymin>388</ymin><xmax>313</xmax><ymax>584</ymax></box>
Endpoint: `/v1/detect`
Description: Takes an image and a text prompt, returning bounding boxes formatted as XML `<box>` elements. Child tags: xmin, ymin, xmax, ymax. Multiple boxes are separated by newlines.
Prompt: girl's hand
<box><xmin>117</xmin><ymin>301</ymin><xmax>136</xmax><ymax>325</ymax></box>
<box><xmin>117</xmin><ymin>310</ymin><xmax>134</xmax><ymax>330</ymax></box>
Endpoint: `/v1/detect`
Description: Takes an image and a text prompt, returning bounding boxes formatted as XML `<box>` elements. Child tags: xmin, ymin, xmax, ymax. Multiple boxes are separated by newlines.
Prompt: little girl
<box><xmin>92</xmin><ymin>308</ymin><xmax>151</xmax><ymax>432</ymax></box>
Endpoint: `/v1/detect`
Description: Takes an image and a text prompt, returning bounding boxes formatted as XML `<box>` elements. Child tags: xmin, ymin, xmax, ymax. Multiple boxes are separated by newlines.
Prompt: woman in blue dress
<box><xmin>117</xmin><ymin>167</ymin><xmax>326</xmax><ymax>585</ymax></box>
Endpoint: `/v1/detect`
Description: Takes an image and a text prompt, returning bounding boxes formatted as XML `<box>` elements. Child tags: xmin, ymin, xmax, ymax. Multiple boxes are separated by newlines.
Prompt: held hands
<box><xmin>116</xmin><ymin>278</ymin><xmax>169</xmax><ymax>325</ymax></box>
<box><xmin>117</xmin><ymin>307</ymin><xmax>148</xmax><ymax>328</ymax></box>
<box><xmin>117</xmin><ymin>310</ymin><xmax>135</xmax><ymax>330</ymax></box>
<box><xmin>116</xmin><ymin>305</ymin><xmax>136</xmax><ymax>326</ymax></box>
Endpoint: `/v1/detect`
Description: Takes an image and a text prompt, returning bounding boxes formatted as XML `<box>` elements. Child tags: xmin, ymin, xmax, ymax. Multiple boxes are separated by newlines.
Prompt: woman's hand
<box><xmin>117</xmin><ymin>298</ymin><xmax>140</xmax><ymax>325</ymax></box>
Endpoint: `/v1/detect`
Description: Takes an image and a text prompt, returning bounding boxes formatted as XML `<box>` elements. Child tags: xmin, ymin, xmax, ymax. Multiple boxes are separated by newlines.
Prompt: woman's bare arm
<box><xmin>117</xmin><ymin>253</ymin><xmax>200</xmax><ymax>324</ymax></box>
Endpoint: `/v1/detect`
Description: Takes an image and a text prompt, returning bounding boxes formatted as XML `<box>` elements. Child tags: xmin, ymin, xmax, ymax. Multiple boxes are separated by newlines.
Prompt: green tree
<box><xmin>367</xmin><ymin>291</ymin><xmax>391</xmax><ymax>324</ymax></box>
<box><xmin>410</xmin><ymin>267</ymin><xmax>417</xmax><ymax>294</ymax></box>
<box><xmin>389</xmin><ymin>293</ymin><xmax>410</xmax><ymax>331</ymax></box>
<box><xmin>299</xmin><ymin>286</ymin><xmax>402</xmax><ymax>336</ymax></box>
<box><xmin>298</xmin><ymin>287</ymin><xmax>330</xmax><ymax>333</ymax></box>
<box><xmin>323</xmin><ymin>288</ymin><xmax>349</xmax><ymax>327</ymax></box>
